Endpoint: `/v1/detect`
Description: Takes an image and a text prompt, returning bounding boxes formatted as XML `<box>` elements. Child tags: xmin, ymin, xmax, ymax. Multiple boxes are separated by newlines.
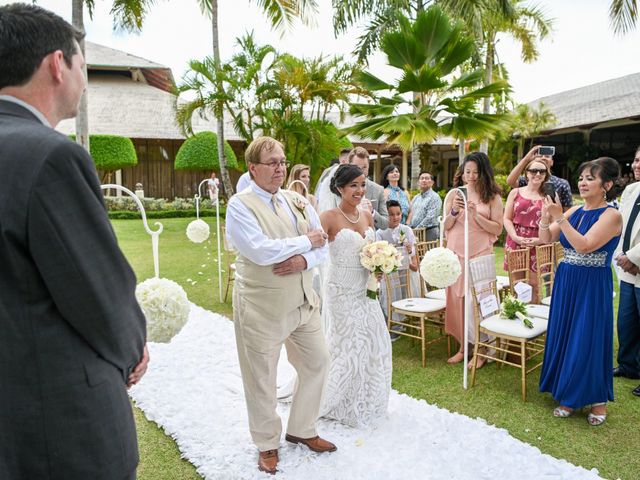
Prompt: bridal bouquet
<box><xmin>136</xmin><ymin>277</ymin><xmax>191</xmax><ymax>343</ymax></box>
<box><xmin>186</xmin><ymin>219</ymin><xmax>210</xmax><ymax>243</ymax></box>
<box><xmin>420</xmin><ymin>247</ymin><xmax>461</xmax><ymax>288</ymax></box>
<box><xmin>501</xmin><ymin>295</ymin><xmax>533</xmax><ymax>329</ymax></box>
<box><xmin>360</xmin><ymin>240</ymin><xmax>403</xmax><ymax>299</ymax></box>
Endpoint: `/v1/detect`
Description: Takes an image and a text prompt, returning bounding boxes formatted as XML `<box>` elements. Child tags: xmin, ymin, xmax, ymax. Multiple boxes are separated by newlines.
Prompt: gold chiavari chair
<box><xmin>553</xmin><ymin>241</ymin><xmax>564</xmax><ymax>267</ymax></box>
<box><xmin>413</xmin><ymin>227</ymin><xmax>427</xmax><ymax>243</ymax></box>
<box><xmin>384</xmin><ymin>269</ymin><xmax>447</xmax><ymax>367</ymax></box>
<box><xmin>468</xmin><ymin>254</ymin><xmax>548</xmax><ymax>401</ymax></box>
<box><xmin>506</xmin><ymin>248</ymin><xmax>530</xmax><ymax>298</ymax></box>
<box><xmin>536</xmin><ymin>244</ymin><xmax>556</xmax><ymax>305</ymax></box>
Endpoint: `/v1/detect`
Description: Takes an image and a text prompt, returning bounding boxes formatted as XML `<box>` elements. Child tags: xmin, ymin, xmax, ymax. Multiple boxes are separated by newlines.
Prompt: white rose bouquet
<box><xmin>360</xmin><ymin>240</ymin><xmax>403</xmax><ymax>299</ymax></box>
<box><xmin>186</xmin><ymin>219</ymin><xmax>210</xmax><ymax>243</ymax></box>
<box><xmin>135</xmin><ymin>277</ymin><xmax>191</xmax><ymax>343</ymax></box>
<box><xmin>419</xmin><ymin>247</ymin><xmax>462</xmax><ymax>289</ymax></box>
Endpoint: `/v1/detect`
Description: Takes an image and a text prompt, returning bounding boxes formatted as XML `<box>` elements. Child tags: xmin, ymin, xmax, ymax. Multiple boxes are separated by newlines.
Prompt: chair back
<box><xmin>553</xmin><ymin>241</ymin><xmax>564</xmax><ymax>267</ymax></box>
<box><xmin>413</xmin><ymin>227</ymin><xmax>427</xmax><ymax>243</ymax></box>
<box><xmin>536</xmin><ymin>243</ymin><xmax>555</xmax><ymax>302</ymax></box>
<box><xmin>415</xmin><ymin>240</ymin><xmax>439</xmax><ymax>295</ymax></box>
<box><xmin>384</xmin><ymin>269</ymin><xmax>412</xmax><ymax>319</ymax></box>
<box><xmin>506</xmin><ymin>249</ymin><xmax>530</xmax><ymax>296</ymax></box>
<box><xmin>469</xmin><ymin>254</ymin><xmax>500</xmax><ymax>325</ymax></box>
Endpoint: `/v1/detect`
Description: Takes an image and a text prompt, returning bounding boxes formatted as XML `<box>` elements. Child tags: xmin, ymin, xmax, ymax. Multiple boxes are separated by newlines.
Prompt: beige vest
<box><xmin>234</xmin><ymin>189</ymin><xmax>318</xmax><ymax>318</ymax></box>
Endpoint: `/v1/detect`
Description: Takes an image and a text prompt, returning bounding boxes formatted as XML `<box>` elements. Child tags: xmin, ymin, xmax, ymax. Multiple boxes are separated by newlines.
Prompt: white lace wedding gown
<box><xmin>320</xmin><ymin>227</ymin><xmax>392</xmax><ymax>427</ymax></box>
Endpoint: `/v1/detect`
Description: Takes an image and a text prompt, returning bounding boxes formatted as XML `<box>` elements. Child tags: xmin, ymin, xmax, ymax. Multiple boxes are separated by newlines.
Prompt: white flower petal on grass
<box><xmin>186</xmin><ymin>219</ymin><xmax>210</xmax><ymax>243</ymax></box>
<box><xmin>135</xmin><ymin>277</ymin><xmax>190</xmax><ymax>343</ymax></box>
<box><xmin>420</xmin><ymin>247</ymin><xmax>461</xmax><ymax>288</ymax></box>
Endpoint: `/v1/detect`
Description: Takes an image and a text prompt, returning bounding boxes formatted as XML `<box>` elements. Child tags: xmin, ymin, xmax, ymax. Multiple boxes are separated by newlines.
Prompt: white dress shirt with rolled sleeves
<box><xmin>226</xmin><ymin>183</ymin><xmax>328</xmax><ymax>270</ymax></box>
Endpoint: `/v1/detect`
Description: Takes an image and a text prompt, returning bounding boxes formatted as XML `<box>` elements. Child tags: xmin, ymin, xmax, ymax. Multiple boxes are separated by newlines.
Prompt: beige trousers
<box><xmin>233</xmin><ymin>291</ymin><xmax>329</xmax><ymax>451</ymax></box>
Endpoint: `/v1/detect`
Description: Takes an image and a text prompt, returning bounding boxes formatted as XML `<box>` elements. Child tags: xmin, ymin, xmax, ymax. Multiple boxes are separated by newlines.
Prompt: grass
<box><xmin>112</xmin><ymin>217</ymin><xmax>639</xmax><ymax>480</ymax></box>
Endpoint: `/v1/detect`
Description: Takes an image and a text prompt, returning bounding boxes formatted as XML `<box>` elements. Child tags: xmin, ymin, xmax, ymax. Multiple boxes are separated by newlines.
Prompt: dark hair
<box><xmin>386</xmin><ymin>199</ymin><xmax>401</xmax><ymax>210</ymax></box>
<box><xmin>329</xmin><ymin>158</ymin><xmax>340</xmax><ymax>166</ymax></box>
<box><xmin>419</xmin><ymin>171</ymin><xmax>433</xmax><ymax>180</ymax></box>
<box><xmin>340</xmin><ymin>148</ymin><xmax>352</xmax><ymax>156</ymax></box>
<box><xmin>577</xmin><ymin>157</ymin><xmax>622</xmax><ymax>201</ymax></box>
<box><xmin>330</xmin><ymin>164</ymin><xmax>364</xmax><ymax>196</ymax></box>
<box><xmin>453</xmin><ymin>152</ymin><xmax>501</xmax><ymax>204</ymax></box>
<box><xmin>0</xmin><ymin>4</ymin><xmax>84</xmax><ymax>89</ymax></box>
<box><xmin>381</xmin><ymin>164</ymin><xmax>400</xmax><ymax>188</ymax></box>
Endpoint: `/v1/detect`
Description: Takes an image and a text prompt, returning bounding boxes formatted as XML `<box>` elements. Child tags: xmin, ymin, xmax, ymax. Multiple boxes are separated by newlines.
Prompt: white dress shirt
<box><xmin>235</xmin><ymin>172</ymin><xmax>253</xmax><ymax>193</ymax></box>
<box><xmin>226</xmin><ymin>183</ymin><xmax>328</xmax><ymax>270</ymax></box>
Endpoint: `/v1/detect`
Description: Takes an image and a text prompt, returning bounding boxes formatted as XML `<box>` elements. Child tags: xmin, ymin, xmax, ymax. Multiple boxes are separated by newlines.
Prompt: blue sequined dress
<box><xmin>539</xmin><ymin>206</ymin><xmax>619</xmax><ymax>408</ymax></box>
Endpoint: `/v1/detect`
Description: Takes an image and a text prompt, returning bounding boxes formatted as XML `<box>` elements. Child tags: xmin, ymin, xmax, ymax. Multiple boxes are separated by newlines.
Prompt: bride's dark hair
<box><xmin>330</xmin><ymin>164</ymin><xmax>364</xmax><ymax>197</ymax></box>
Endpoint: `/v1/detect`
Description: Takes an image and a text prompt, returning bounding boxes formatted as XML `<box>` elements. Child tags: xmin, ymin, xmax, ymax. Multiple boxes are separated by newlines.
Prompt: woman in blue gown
<box><xmin>538</xmin><ymin>157</ymin><xmax>622</xmax><ymax>426</ymax></box>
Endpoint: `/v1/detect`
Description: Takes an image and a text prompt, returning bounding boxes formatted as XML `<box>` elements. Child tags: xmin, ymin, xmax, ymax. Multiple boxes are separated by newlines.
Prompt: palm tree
<box><xmin>346</xmin><ymin>7</ymin><xmax>510</xmax><ymax>187</ymax></box>
<box><xmin>610</xmin><ymin>0</ymin><xmax>638</xmax><ymax>34</ymax></box>
<box><xmin>194</xmin><ymin>0</ymin><xmax>318</xmax><ymax>196</ymax></box>
<box><xmin>70</xmin><ymin>0</ymin><xmax>156</xmax><ymax>151</ymax></box>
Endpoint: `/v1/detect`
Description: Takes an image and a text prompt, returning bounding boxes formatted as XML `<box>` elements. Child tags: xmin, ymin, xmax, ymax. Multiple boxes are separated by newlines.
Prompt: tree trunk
<box><xmin>211</xmin><ymin>0</ymin><xmax>234</xmax><ymax>197</ymax></box>
<box><xmin>410</xmin><ymin>91</ymin><xmax>421</xmax><ymax>188</ymax></box>
<box><xmin>72</xmin><ymin>0</ymin><xmax>90</xmax><ymax>152</ymax></box>
<box><xmin>479</xmin><ymin>35</ymin><xmax>494</xmax><ymax>154</ymax></box>
<box><xmin>458</xmin><ymin>140</ymin><xmax>466</xmax><ymax>165</ymax></box>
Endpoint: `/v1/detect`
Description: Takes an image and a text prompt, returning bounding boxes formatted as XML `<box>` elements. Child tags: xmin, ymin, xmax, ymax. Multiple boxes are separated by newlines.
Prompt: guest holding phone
<box><xmin>503</xmin><ymin>158</ymin><xmax>551</xmax><ymax>301</ymax></box>
<box><xmin>507</xmin><ymin>146</ymin><xmax>572</xmax><ymax>211</ymax></box>
<box><xmin>443</xmin><ymin>152</ymin><xmax>503</xmax><ymax>367</ymax></box>
<box><xmin>539</xmin><ymin>157</ymin><xmax>622</xmax><ymax>426</ymax></box>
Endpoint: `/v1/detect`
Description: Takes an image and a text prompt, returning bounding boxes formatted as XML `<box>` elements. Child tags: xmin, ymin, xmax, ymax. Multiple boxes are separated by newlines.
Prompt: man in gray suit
<box><xmin>349</xmin><ymin>147</ymin><xmax>389</xmax><ymax>229</ymax></box>
<box><xmin>0</xmin><ymin>4</ymin><xmax>148</xmax><ymax>479</ymax></box>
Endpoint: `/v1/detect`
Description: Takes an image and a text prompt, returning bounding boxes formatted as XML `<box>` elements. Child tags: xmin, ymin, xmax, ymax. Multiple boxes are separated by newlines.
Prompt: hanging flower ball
<box><xmin>135</xmin><ymin>278</ymin><xmax>190</xmax><ymax>343</ymax></box>
<box><xmin>420</xmin><ymin>247</ymin><xmax>462</xmax><ymax>289</ymax></box>
<box><xmin>186</xmin><ymin>219</ymin><xmax>210</xmax><ymax>243</ymax></box>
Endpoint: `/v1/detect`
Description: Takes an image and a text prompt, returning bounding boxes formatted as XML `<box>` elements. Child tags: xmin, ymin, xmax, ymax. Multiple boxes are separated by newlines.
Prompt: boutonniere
<box><xmin>290</xmin><ymin>194</ymin><xmax>309</xmax><ymax>219</ymax></box>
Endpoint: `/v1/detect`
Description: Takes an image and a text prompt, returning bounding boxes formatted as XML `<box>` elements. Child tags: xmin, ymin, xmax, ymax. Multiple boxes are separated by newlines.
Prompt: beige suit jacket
<box><xmin>615</xmin><ymin>181</ymin><xmax>640</xmax><ymax>286</ymax></box>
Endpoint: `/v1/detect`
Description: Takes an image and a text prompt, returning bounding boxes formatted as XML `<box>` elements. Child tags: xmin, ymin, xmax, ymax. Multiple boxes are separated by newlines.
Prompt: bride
<box><xmin>319</xmin><ymin>164</ymin><xmax>392</xmax><ymax>427</ymax></box>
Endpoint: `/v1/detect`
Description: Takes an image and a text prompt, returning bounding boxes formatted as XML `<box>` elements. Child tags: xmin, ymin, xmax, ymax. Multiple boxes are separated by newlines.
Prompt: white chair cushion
<box><xmin>541</xmin><ymin>296</ymin><xmax>551</xmax><ymax>306</ymax></box>
<box><xmin>392</xmin><ymin>297</ymin><xmax>446</xmax><ymax>313</ymax></box>
<box><xmin>425</xmin><ymin>289</ymin><xmax>446</xmax><ymax>301</ymax></box>
<box><xmin>480</xmin><ymin>314</ymin><xmax>547</xmax><ymax>339</ymax></box>
<box><xmin>526</xmin><ymin>304</ymin><xmax>549</xmax><ymax>320</ymax></box>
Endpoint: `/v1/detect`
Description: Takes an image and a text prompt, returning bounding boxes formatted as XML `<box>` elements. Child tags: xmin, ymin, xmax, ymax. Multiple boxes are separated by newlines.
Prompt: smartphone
<box><xmin>538</xmin><ymin>146</ymin><xmax>555</xmax><ymax>156</ymax></box>
<box><xmin>542</xmin><ymin>182</ymin><xmax>556</xmax><ymax>200</ymax></box>
<box><xmin>457</xmin><ymin>186</ymin><xmax>467</xmax><ymax>199</ymax></box>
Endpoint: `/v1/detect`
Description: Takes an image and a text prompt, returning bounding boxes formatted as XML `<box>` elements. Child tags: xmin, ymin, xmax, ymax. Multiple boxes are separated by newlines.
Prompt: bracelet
<box><xmin>539</xmin><ymin>223</ymin><xmax>549</xmax><ymax>230</ymax></box>
<box><xmin>555</xmin><ymin>217</ymin><xmax>566</xmax><ymax>225</ymax></box>
<box><xmin>450</xmin><ymin>208</ymin><xmax>459</xmax><ymax>217</ymax></box>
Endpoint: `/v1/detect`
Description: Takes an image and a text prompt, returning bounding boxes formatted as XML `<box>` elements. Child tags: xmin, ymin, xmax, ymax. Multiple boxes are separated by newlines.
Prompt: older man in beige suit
<box><xmin>226</xmin><ymin>137</ymin><xmax>336</xmax><ymax>474</ymax></box>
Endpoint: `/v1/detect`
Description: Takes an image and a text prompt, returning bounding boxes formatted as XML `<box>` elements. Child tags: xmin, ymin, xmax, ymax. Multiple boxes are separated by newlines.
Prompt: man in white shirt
<box><xmin>226</xmin><ymin>136</ymin><xmax>336</xmax><ymax>474</ymax></box>
<box><xmin>235</xmin><ymin>171</ymin><xmax>252</xmax><ymax>193</ymax></box>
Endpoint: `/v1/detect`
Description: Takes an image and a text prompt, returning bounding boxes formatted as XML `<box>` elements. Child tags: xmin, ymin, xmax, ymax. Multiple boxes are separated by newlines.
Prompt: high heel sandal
<box><xmin>587</xmin><ymin>403</ymin><xmax>607</xmax><ymax>426</ymax></box>
<box><xmin>553</xmin><ymin>406</ymin><xmax>573</xmax><ymax>418</ymax></box>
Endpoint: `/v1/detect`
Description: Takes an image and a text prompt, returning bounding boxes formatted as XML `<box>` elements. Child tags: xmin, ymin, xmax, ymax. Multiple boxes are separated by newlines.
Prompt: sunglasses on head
<box><xmin>526</xmin><ymin>168</ymin><xmax>546</xmax><ymax>175</ymax></box>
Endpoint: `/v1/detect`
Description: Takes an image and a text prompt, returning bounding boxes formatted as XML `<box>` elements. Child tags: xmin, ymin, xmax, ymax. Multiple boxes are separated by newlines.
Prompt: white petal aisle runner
<box><xmin>129</xmin><ymin>305</ymin><xmax>603</xmax><ymax>480</ymax></box>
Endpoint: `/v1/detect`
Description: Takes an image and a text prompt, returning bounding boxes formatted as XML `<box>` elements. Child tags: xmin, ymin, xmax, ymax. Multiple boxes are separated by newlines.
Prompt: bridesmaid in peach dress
<box><xmin>443</xmin><ymin>152</ymin><xmax>504</xmax><ymax>368</ymax></box>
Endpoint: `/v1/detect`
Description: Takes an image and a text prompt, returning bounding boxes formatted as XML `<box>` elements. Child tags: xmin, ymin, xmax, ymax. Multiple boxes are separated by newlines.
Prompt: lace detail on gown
<box><xmin>321</xmin><ymin>228</ymin><xmax>392</xmax><ymax>427</ymax></box>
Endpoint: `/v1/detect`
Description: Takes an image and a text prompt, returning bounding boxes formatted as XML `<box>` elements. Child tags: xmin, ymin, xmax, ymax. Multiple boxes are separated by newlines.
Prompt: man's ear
<box><xmin>47</xmin><ymin>50</ymin><xmax>65</xmax><ymax>84</ymax></box>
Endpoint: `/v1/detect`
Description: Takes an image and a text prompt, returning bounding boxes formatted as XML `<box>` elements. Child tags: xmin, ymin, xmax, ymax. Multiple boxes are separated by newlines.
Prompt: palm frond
<box><xmin>610</xmin><ymin>0</ymin><xmax>638</xmax><ymax>35</ymax></box>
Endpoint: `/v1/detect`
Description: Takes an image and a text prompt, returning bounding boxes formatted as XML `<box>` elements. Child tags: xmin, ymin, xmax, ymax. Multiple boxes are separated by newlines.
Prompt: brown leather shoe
<box><xmin>285</xmin><ymin>434</ymin><xmax>337</xmax><ymax>453</ymax></box>
<box><xmin>258</xmin><ymin>449</ymin><xmax>279</xmax><ymax>475</ymax></box>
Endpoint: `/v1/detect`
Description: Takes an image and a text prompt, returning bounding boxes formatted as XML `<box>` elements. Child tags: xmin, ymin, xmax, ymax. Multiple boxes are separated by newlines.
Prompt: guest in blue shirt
<box><xmin>407</xmin><ymin>171</ymin><xmax>442</xmax><ymax>241</ymax></box>
<box><xmin>381</xmin><ymin>163</ymin><xmax>411</xmax><ymax>224</ymax></box>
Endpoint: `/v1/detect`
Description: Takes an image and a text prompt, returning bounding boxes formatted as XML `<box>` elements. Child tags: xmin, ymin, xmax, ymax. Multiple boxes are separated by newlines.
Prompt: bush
<box><xmin>103</xmin><ymin>196</ymin><xmax>221</xmax><ymax>212</ymax></box>
<box><xmin>70</xmin><ymin>134</ymin><xmax>137</xmax><ymax>171</ymax></box>
<box><xmin>108</xmin><ymin>208</ymin><xmax>225</xmax><ymax>220</ymax></box>
<box><xmin>494</xmin><ymin>174</ymin><xmax>512</xmax><ymax>200</ymax></box>
<box><xmin>174</xmin><ymin>131</ymin><xmax>238</xmax><ymax>170</ymax></box>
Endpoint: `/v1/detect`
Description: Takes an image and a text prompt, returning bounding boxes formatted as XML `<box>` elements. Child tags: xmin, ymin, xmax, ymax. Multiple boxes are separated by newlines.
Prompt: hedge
<box><xmin>108</xmin><ymin>208</ymin><xmax>225</xmax><ymax>220</ymax></box>
<box><xmin>175</xmin><ymin>131</ymin><xmax>238</xmax><ymax>170</ymax></box>
<box><xmin>70</xmin><ymin>134</ymin><xmax>137</xmax><ymax>170</ymax></box>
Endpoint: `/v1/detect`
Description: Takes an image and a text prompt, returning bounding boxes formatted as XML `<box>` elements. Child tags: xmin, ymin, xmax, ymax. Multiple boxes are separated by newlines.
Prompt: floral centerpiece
<box><xmin>419</xmin><ymin>247</ymin><xmax>461</xmax><ymax>289</ymax></box>
<box><xmin>360</xmin><ymin>240</ymin><xmax>403</xmax><ymax>299</ymax></box>
<box><xmin>501</xmin><ymin>295</ymin><xmax>533</xmax><ymax>329</ymax></box>
<box><xmin>136</xmin><ymin>277</ymin><xmax>191</xmax><ymax>343</ymax></box>
<box><xmin>186</xmin><ymin>219</ymin><xmax>210</xmax><ymax>243</ymax></box>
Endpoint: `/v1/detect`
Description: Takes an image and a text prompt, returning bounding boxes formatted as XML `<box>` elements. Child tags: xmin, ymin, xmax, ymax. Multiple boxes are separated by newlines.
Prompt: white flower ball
<box><xmin>420</xmin><ymin>247</ymin><xmax>462</xmax><ymax>289</ymax></box>
<box><xmin>186</xmin><ymin>219</ymin><xmax>210</xmax><ymax>243</ymax></box>
<box><xmin>136</xmin><ymin>277</ymin><xmax>190</xmax><ymax>343</ymax></box>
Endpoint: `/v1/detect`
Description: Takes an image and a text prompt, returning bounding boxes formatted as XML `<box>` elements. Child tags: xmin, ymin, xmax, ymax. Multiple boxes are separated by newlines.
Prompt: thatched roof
<box><xmin>529</xmin><ymin>72</ymin><xmax>640</xmax><ymax>133</ymax></box>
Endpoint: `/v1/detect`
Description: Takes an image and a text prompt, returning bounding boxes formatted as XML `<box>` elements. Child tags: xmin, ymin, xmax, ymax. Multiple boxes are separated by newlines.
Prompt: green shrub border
<box><xmin>108</xmin><ymin>208</ymin><xmax>226</xmax><ymax>220</ymax></box>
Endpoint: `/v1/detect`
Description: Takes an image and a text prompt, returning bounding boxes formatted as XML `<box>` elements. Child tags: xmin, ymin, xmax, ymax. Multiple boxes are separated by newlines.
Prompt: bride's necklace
<box><xmin>337</xmin><ymin>205</ymin><xmax>360</xmax><ymax>224</ymax></box>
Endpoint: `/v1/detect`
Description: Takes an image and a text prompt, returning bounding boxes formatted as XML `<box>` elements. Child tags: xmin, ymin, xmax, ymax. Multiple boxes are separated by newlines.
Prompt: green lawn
<box><xmin>113</xmin><ymin>217</ymin><xmax>639</xmax><ymax>480</ymax></box>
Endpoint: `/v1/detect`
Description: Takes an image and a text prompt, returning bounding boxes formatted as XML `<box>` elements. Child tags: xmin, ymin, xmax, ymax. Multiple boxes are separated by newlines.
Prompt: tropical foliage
<box><xmin>346</xmin><ymin>7</ymin><xmax>510</xmax><ymax>182</ymax></box>
<box><xmin>610</xmin><ymin>0</ymin><xmax>638</xmax><ymax>34</ymax></box>
<box><xmin>174</xmin><ymin>131</ymin><xmax>238</xmax><ymax>171</ymax></box>
<box><xmin>70</xmin><ymin>133</ymin><xmax>137</xmax><ymax>182</ymax></box>
<box><xmin>177</xmin><ymin>33</ymin><xmax>360</xmax><ymax>184</ymax></box>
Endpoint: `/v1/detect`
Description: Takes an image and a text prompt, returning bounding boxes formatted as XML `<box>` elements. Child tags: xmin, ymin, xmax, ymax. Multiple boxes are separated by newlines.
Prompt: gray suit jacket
<box><xmin>366</xmin><ymin>178</ymin><xmax>389</xmax><ymax>229</ymax></box>
<box><xmin>0</xmin><ymin>100</ymin><xmax>146</xmax><ymax>480</ymax></box>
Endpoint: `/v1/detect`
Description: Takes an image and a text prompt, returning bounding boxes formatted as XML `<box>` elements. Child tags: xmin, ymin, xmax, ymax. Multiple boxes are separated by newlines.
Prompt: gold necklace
<box><xmin>337</xmin><ymin>205</ymin><xmax>361</xmax><ymax>224</ymax></box>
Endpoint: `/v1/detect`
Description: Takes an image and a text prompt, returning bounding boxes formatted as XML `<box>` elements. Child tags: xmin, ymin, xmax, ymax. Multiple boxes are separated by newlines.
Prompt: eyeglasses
<box><xmin>257</xmin><ymin>160</ymin><xmax>290</xmax><ymax>169</ymax></box>
<box><xmin>526</xmin><ymin>168</ymin><xmax>546</xmax><ymax>175</ymax></box>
